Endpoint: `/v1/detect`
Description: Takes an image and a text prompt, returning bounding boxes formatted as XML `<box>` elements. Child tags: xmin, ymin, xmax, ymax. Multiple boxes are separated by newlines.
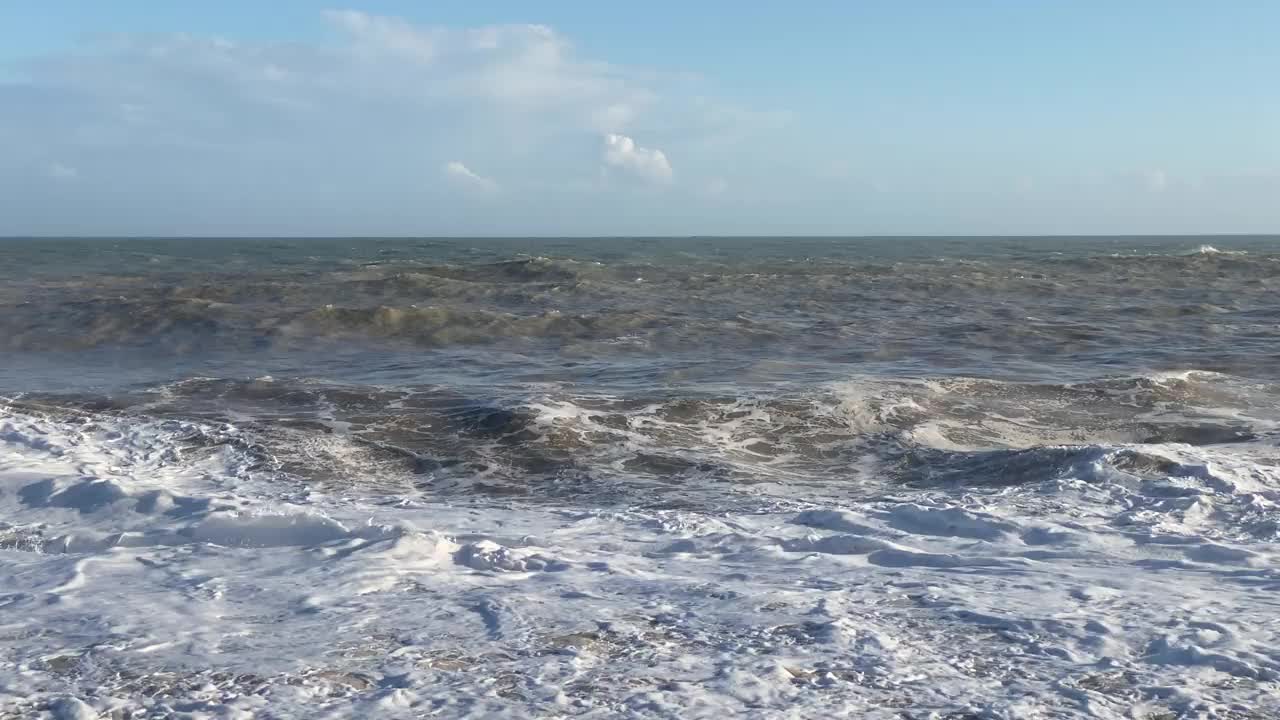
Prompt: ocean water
<box><xmin>2</xmin><ymin>236</ymin><xmax>1279</xmax><ymax>718</ymax></box>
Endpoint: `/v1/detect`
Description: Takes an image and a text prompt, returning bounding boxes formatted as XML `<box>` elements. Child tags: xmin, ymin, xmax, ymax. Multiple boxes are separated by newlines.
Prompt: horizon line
<box><xmin>2</xmin><ymin>232</ymin><xmax>1278</xmax><ymax>241</ymax></box>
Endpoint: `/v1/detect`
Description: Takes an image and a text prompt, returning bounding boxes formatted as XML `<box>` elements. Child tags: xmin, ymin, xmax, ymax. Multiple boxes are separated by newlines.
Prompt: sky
<box><xmin>1</xmin><ymin>1</ymin><xmax>1277</xmax><ymax>236</ymax></box>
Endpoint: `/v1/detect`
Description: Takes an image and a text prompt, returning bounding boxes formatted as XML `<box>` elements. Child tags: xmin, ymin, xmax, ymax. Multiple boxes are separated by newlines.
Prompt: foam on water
<box><xmin>4</xmin><ymin>400</ymin><xmax>1280</xmax><ymax>718</ymax></box>
<box><xmin>5</xmin><ymin>236</ymin><xmax>1280</xmax><ymax>717</ymax></box>
<box><xmin>1193</xmin><ymin>245</ymin><xmax>1249</xmax><ymax>256</ymax></box>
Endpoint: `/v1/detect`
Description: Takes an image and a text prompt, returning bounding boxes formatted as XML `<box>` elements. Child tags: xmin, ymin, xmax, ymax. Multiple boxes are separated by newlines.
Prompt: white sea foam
<box><xmin>1191</xmin><ymin>244</ymin><xmax>1248</xmax><ymax>256</ymax></box>
<box><xmin>3</xmin><ymin>406</ymin><xmax>1280</xmax><ymax>718</ymax></box>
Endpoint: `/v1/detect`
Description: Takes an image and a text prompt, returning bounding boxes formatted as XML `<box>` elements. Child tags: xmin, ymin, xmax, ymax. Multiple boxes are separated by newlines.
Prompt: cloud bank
<box><xmin>0</xmin><ymin>9</ymin><xmax>759</xmax><ymax>234</ymax></box>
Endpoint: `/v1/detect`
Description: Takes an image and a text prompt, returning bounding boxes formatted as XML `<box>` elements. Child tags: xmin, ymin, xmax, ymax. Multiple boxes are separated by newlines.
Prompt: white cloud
<box><xmin>443</xmin><ymin>161</ymin><xmax>499</xmax><ymax>192</ymax></box>
<box><xmin>602</xmin><ymin>133</ymin><xmax>673</xmax><ymax>184</ymax></box>
<box><xmin>0</xmin><ymin>10</ymin><xmax>784</xmax><ymax>233</ymax></box>
<box><xmin>0</xmin><ymin>11</ymin><xmax>728</xmax><ymax>168</ymax></box>
<box><xmin>47</xmin><ymin>163</ymin><xmax>79</xmax><ymax>181</ymax></box>
<box><xmin>323</xmin><ymin>10</ymin><xmax>441</xmax><ymax>62</ymax></box>
<box><xmin>317</xmin><ymin>10</ymin><xmax>651</xmax><ymax>116</ymax></box>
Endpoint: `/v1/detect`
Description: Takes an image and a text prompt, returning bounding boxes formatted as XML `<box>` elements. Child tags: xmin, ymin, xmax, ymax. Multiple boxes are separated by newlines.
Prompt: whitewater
<box><xmin>2</xmin><ymin>236</ymin><xmax>1279</xmax><ymax>718</ymax></box>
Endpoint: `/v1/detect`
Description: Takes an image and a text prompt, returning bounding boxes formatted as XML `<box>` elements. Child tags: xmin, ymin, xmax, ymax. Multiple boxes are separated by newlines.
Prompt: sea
<box><xmin>2</xmin><ymin>236</ymin><xmax>1279</xmax><ymax>719</ymax></box>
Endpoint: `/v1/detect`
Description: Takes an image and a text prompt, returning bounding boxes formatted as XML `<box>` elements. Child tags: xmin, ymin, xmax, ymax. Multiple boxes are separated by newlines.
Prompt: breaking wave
<box><xmin>8</xmin><ymin>369</ymin><xmax>1277</xmax><ymax>508</ymax></box>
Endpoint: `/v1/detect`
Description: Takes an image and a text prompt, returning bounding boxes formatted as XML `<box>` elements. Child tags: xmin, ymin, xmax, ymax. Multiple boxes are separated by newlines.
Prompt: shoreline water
<box><xmin>2</xmin><ymin>236</ymin><xmax>1279</xmax><ymax>718</ymax></box>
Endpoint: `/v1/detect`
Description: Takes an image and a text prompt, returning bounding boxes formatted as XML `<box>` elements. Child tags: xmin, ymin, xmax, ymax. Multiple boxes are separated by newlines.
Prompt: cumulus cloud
<box><xmin>443</xmin><ymin>161</ymin><xmax>498</xmax><ymax>192</ymax></box>
<box><xmin>602</xmin><ymin>133</ymin><xmax>673</xmax><ymax>184</ymax></box>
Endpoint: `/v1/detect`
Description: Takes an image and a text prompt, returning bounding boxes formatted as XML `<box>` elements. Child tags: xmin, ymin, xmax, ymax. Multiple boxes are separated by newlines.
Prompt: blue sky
<box><xmin>2</xmin><ymin>1</ymin><xmax>1277</xmax><ymax>236</ymax></box>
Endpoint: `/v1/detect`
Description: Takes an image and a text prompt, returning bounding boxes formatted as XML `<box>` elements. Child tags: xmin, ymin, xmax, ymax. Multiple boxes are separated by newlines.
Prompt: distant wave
<box><xmin>1191</xmin><ymin>244</ymin><xmax>1249</xmax><ymax>256</ymax></box>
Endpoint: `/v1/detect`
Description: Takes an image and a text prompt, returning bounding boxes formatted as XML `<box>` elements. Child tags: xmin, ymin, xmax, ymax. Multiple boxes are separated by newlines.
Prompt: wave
<box><xmin>6</xmin><ymin>385</ymin><xmax>1280</xmax><ymax>546</ymax></box>
<box><xmin>8</xmin><ymin>369</ymin><xmax>1277</xmax><ymax>508</ymax></box>
<box><xmin>889</xmin><ymin>443</ymin><xmax>1228</xmax><ymax>488</ymax></box>
<box><xmin>284</xmin><ymin>305</ymin><xmax>672</xmax><ymax>347</ymax></box>
<box><xmin>3</xmin><ymin>247</ymin><xmax>1278</xmax><ymax>370</ymax></box>
<box><xmin>6</xmin><ymin>392</ymin><xmax>1278</xmax><ymax>717</ymax></box>
<box><xmin>1191</xmin><ymin>244</ymin><xmax>1249</xmax><ymax>256</ymax></box>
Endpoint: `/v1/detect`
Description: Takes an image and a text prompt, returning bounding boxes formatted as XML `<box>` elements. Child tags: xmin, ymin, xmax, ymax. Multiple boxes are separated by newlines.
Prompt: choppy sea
<box><xmin>3</xmin><ymin>236</ymin><xmax>1279</xmax><ymax>718</ymax></box>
